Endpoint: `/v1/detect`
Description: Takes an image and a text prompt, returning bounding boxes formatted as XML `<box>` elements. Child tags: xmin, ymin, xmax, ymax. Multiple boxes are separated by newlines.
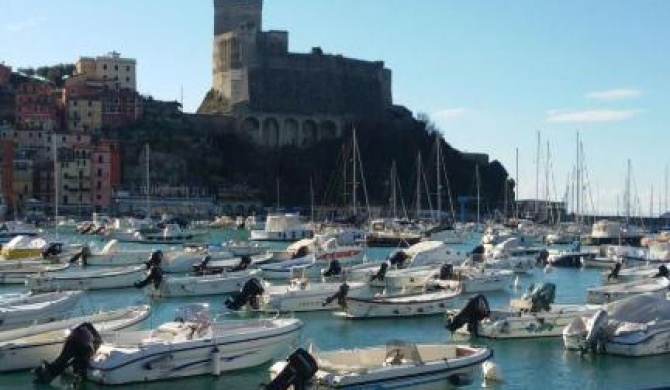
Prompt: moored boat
<box><xmin>267</xmin><ymin>341</ymin><xmax>492</xmax><ymax>389</ymax></box>
<box><xmin>341</xmin><ymin>289</ymin><xmax>460</xmax><ymax>319</ymax></box>
<box><xmin>0</xmin><ymin>304</ymin><xmax>150</xmax><ymax>372</ymax></box>
<box><xmin>0</xmin><ymin>291</ymin><xmax>83</xmax><ymax>330</ymax></box>
<box><xmin>147</xmin><ymin>268</ymin><xmax>262</xmax><ymax>298</ymax></box>
<box><xmin>26</xmin><ymin>265</ymin><xmax>146</xmax><ymax>292</ymax></box>
<box><xmin>585</xmin><ymin>277</ymin><xmax>669</xmax><ymax>304</ymax></box>
<box><xmin>85</xmin><ymin>306</ymin><xmax>302</xmax><ymax>384</ymax></box>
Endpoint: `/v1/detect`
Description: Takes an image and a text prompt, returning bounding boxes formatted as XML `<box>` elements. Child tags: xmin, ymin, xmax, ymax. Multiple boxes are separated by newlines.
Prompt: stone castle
<box><xmin>198</xmin><ymin>0</ymin><xmax>394</xmax><ymax>147</ymax></box>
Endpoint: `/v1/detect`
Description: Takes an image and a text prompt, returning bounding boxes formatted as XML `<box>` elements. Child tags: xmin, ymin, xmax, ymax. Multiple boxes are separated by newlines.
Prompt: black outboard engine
<box><xmin>607</xmin><ymin>262</ymin><xmax>623</xmax><ymax>281</ymax></box>
<box><xmin>229</xmin><ymin>255</ymin><xmax>252</xmax><ymax>272</ymax></box>
<box><xmin>79</xmin><ymin>223</ymin><xmax>94</xmax><ymax>235</ymax></box>
<box><xmin>42</xmin><ymin>243</ymin><xmax>62</xmax><ymax>259</ymax></box>
<box><xmin>145</xmin><ymin>250</ymin><xmax>163</xmax><ymax>269</ymax></box>
<box><xmin>536</xmin><ymin>249</ymin><xmax>549</xmax><ymax>266</ymax></box>
<box><xmin>439</xmin><ymin>263</ymin><xmax>454</xmax><ymax>280</ymax></box>
<box><xmin>370</xmin><ymin>261</ymin><xmax>389</xmax><ymax>282</ymax></box>
<box><xmin>323</xmin><ymin>283</ymin><xmax>349</xmax><ymax>308</ymax></box>
<box><xmin>33</xmin><ymin>322</ymin><xmax>102</xmax><ymax>383</ymax></box>
<box><xmin>471</xmin><ymin>245</ymin><xmax>485</xmax><ymax>262</ymax></box>
<box><xmin>69</xmin><ymin>245</ymin><xmax>91</xmax><ymax>266</ymax></box>
<box><xmin>522</xmin><ymin>282</ymin><xmax>556</xmax><ymax>312</ymax></box>
<box><xmin>445</xmin><ymin>294</ymin><xmax>490</xmax><ymax>336</ymax></box>
<box><xmin>389</xmin><ymin>251</ymin><xmax>409</xmax><ymax>268</ymax></box>
<box><xmin>322</xmin><ymin>259</ymin><xmax>342</xmax><ymax>278</ymax></box>
<box><xmin>225</xmin><ymin>278</ymin><xmax>265</xmax><ymax>310</ymax></box>
<box><xmin>134</xmin><ymin>265</ymin><xmax>163</xmax><ymax>289</ymax></box>
<box><xmin>264</xmin><ymin>348</ymin><xmax>318</xmax><ymax>390</ymax></box>
<box><xmin>655</xmin><ymin>265</ymin><xmax>670</xmax><ymax>279</ymax></box>
<box><xmin>192</xmin><ymin>255</ymin><xmax>212</xmax><ymax>274</ymax></box>
<box><xmin>292</xmin><ymin>246</ymin><xmax>309</xmax><ymax>259</ymax></box>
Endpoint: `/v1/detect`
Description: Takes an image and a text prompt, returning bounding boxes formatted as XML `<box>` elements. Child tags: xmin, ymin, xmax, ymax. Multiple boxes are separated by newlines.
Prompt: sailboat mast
<box><xmin>310</xmin><ymin>176</ymin><xmax>315</xmax><ymax>222</ymax></box>
<box><xmin>391</xmin><ymin>161</ymin><xmax>397</xmax><ymax>218</ymax></box>
<box><xmin>53</xmin><ymin>133</ymin><xmax>58</xmax><ymax>235</ymax></box>
<box><xmin>626</xmin><ymin>159</ymin><xmax>631</xmax><ymax>222</ymax></box>
<box><xmin>535</xmin><ymin>131</ymin><xmax>540</xmax><ymax>216</ymax></box>
<box><xmin>352</xmin><ymin>129</ymin><xmax>357</xmax><ymax>216</ymax></box>
<box><xmin>515</xmin><ymin>147</ymin><xmax>519</xmax><ymax>219</ymax></box>
<box><xmin>436</xmin><ymin>136</ymin><xmax>442</xmax><ymax>222</ymax></box>
<box><xmin>575</xmin><ymin>131</ymin><xmax>581</xmax><ymax>223</ymax></box>
<box><xmin>145</xmin><ymin>143</ymin><xmax>150</xmax><ymax>216</ymax></box>
<box><xmin>476</xmin><ymin>164</ymin><xmax>481</xmax><ymax>225</ymax></box>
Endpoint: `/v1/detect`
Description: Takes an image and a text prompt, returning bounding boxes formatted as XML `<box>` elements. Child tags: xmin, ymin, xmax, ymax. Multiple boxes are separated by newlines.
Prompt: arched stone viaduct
<box><xmin>238</xmin><ymin>114</ymin><xmax>345</xmax><ymax>147</ymax></box>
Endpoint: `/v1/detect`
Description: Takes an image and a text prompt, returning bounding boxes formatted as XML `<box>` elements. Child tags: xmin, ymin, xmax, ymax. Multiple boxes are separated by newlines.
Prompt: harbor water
<box><xmin>0</xmin><ymin>229</ymin><xmax>668</xmax><ymax>390</ymax></box>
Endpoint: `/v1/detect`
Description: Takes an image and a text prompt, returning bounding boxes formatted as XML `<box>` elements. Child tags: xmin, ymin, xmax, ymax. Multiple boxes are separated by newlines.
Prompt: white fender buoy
<box><xmin>211</xmin><ymin>346</ymin><xmax>221</xmax><ymax>376</ymax></box>
<box><xmin>513</xmin><ymin>276</ymin><xmax>521</xmax><ymax>289</ymax></box>
<box><xmin>544</xmin><ymin>263</ymin><xmax>553</xmax><ymax>274</ymax></box>
<box><xmin>482</xmin><ymin>360</ymin><xmax>503</xmax><ymax>382</ymax></box>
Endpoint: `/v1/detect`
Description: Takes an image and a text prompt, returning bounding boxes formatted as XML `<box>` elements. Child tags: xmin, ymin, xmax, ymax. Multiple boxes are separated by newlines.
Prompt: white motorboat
<box><xmin>227</xmin><ymin>278</ymin><xmax>369</xmax><ymax>312</ymax></box>
<box><xmin>268</xmin><ymin>341</ymin><xmax>492</xmax><ymax>389</ymax></box>
<box><xmin>428</xmin><ymin>266</ymin><xmax>514</xmax><ymax>293</ymax></box>
<box><xmin>74</xmin><ymin>239</ymin><xmax>151</xmax><ymax>267</ymax></box>
<box><xmin>581</xmin><ymin>219</ymin><xmax>645</xmax><ymax>247</ymax></box>
<box><xmin>86</xmin><ymin>307</ymin><xmax>303</xmax><ymax>384</ymax></box>
<box><xmin>0</xmin><ymin>260</ymin><xmax>69</xmax><ymax>284</ymax></box>
<box><xmin>563</xmin><ymin>294</ymin><xmax>670</xmax><ymax>356</ymax></box>
<box><xmin>26</xmin><ymin>265</ymin><xmax>146</xmax><ymax>292</ymax></box>
<box><xmin>250</xmin><ymin>213</ymin><xmax>313</xmax><ymax>241</ymax></box>
<box><xmin>220</xmin><ymin>240</ymin><xmax>268</xmax><ymax>257</ymax></box>
<box><xmin>586</xmin><ymin>277</ymin><xmax>670</xmax><ymax>304</ymax></box>
<box><xmin>447</xmin><ymin>286</ymin><xmax>601</xmax><ymax>339</ymax></box>
<box><xmin>341</xmin><ymin>289</ymin><xmax>461</xmax><ymax>318</ymax></box>
<box><xmin>287</xmin><ymin>237</ymin><xmax>364</xmax><ymax>266</ymax></box>
<box><xmin>148</xmin><ymin>269</ymin><xmax>262</xmax><ymax>298</ymax></box>
<box><xmin>0</xmin><ymin>305</ymin><xmax>150</xmax><ymax>372</ymax></box>
<box><xmin>0</xmin><ymin>291</ymin><xmax>83</xmax><ymax>330</ymax></box>
<box><xmin>0</xmin><ymin>235</ymin><xmax>48</xmax><ymax>260</ymax></box>
<box><xmin>115</xmin><ymin>223</ymin><xmax>208</xmax><ymax>244</ymax></box>
<box><xmin>601</xmin><ymin>264</ymin><xmax>669</xmax><ymax>284</ymax></box>
<box><xmin>259</xmin><ymin>254</ymin><xmax>319</xmax><ymax>280</ymax></box>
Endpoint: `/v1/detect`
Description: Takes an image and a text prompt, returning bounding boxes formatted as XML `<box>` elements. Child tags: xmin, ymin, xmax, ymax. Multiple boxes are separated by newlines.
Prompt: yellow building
<box><xmin>68</xmin><ymin>98</ymin><xmax>102</xmax><ymax>132</ymax></box>
<box><xmin>75</xmin><ymin>51</ymin><xmax>136</xmax><ymax>91</ymax></box>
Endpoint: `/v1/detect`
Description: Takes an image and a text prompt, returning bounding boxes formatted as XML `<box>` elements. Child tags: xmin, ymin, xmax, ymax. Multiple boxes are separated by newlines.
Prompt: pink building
<box><xmin>91</xmin><ymin>139</ymin><xmax>120</xmax><ymax>211</ymax></box>
<box><xmin>15</xmin><ymin>82</ymin><xmax>61</xmax><ymax>130</ymax></box>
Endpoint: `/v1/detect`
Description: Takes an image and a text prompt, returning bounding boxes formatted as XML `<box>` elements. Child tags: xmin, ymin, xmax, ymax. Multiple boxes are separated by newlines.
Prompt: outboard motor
<box><xmin>229</xmin><ymin>255</ymin><xmax>252</xmax><ymax>272</ymax></box>
<box><xmin>69</xmin><ymin>245</ymin><xmax>91</xmax><ymax>266</ymax></box>
<box><xmin>389</xmin><ymin>250</ymin><xmax>409</xmax><ymax>268</ymax></box>
<box><xmin>439</xmin><ymin>263</ymin><xmax>454</xmax><ymax>280</ymax></box>
<box><xmin>322</xmin><ymin>259</ymin><xmax>342</xmax><ymax>278</ymax></box>
<box><xmin>192</xmin><ymin>255</ymin><xmax>212</xmax><ymax>274</ymax></box>
<box><xmin>323</xmin><ymin>282</ymin><xmax>349</xmax><ymax>308</ymax></box>
<box><xmin>33</xmin><ymin>322</ymin><xmax>102</xmax><ymax>383</ymax></box>
<box><xmin>134</xmin><ymin>264</ymin><xmax>163</xmax><ymax>289</ymax></box>
<box><xmin>584</xmin><ymin>309</ymin><xmax>609</xmax><ymax>353</ymax></box>
<box><xmin>79</xmin><ymin>223</ymin><xmax>94</xmax><ymax>235</ymax></box>
<box><xmin>225</xmin><ymin>278</ymin><xmax>265</xmax><ymax>310</ymax></box>
<box><xmin>42</xmin><ymin>243</ymin><xmax>62</xmax><ymax>259</ymax></box>
<box><xmin>471</xmin><ymin>245</ymin><xmax>485</xmax><ymax>263</ymax></box>
<box><xmin>607</xmin><ymin>262</ymin><xmax>623</xmax><ymax>281</ymax></box>
<box><xmin>370</xmin><ymin>261</ymin><xmax>389</xmax><ymax>282</ymax></box>
<box><xmin>264</xmin><ymin>348</ymin><xmax>318</xmax><ymax>390</ymax></box>
<box><xmin>145</xmin><ymin>250</ymin><xmax>163</xmax><ymax>269</ymax></box>
<box><xmin>654</xmin><ymin>265</ymin><xmax>669</xmax><ymax>279</ymax></box>
<box><xmin>536</xmin><ymin>249</ymin><xmax>549</xmax><ymax>267</ymax></box>
<box><xmin>445</xmin><ymin>294</ymin><xmax>490</xmax><ymax>336</ymax></box>
<box><xmin>292</xmin><ymin>246</ymin><xmax>309</xmax><ymax>259</ymax></box>
<box><xmin>521</xmin><ymin>282</ymin><xmax>556</xmax><ymax>312</ymax></box>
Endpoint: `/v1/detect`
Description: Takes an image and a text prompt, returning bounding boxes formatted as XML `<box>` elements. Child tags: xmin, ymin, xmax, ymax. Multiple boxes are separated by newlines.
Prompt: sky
<box><xmin>2</xmin><ymin>0</ymin><xmax>669</xmax><ymax>216</ymax></box>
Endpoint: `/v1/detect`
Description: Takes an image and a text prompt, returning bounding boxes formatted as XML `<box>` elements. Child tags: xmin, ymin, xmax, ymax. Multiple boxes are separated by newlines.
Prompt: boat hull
<box><xmin>151</xmin><ymin>269</ymin><xmax>261</xmax><ymax>298</ymax></box>
<box><xmin>343</xmin><ymin>291</ymin><xmax>459</xmax><ymax>318</ymax></box>
<box><xmin>26</xmin><ymin>266</ymin><xmax>146</xmax><ymax>292</ymax></box>
<box><xmin>0</xmin><ymin>305</ymin><xmax>150</xmax><ymax>372</ymax></box>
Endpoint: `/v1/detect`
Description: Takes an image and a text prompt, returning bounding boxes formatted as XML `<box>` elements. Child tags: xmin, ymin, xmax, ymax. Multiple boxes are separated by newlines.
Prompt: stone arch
<box><xmin>302</xmin><ymin>119</ymin><xmax>318</xmax><ymax>146</ymax></box>
<box><xmin>262</xmin><ymin>117</ymin><xmax>280</xmax><ymax>147</ymax></box>
<box><xmin>320</xmin><ymin>120</ymin><xmax>338</xmax><ymax>140</ymax></box>
<box><xmin>240</xmin><ymin>117</ymin><xmax>260</xmax><ymax>142</ymax></box>
<box><xmin>283</xmin><ymin>118</ymin><xmax>300</xmax><ymax>146</ymax></box>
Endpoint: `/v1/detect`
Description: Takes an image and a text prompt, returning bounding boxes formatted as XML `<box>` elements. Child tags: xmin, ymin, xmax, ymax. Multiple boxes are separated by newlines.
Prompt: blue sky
<box><xmin>2</xmin><ymin>0</ymin><xmax>669</xmax><ymax>216</ymax></box>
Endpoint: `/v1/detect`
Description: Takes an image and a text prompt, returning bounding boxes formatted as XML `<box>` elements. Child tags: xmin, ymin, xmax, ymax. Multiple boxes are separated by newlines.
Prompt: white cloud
<box><xmin>545</xmin><ymin>109</ymin><xmax>643</xmax><ymax>123</ymax></box>
<box><xmin>4</xmin><ymin>16</ymin><xmax>45</xmax><ymax>33</ymax></box>
<box><xmin>585</xmin><ymin>88</ymin><xmax>642</xmax><ymax>100</ymax></box>
<box><xmin>432</xmin><ymin>108</ymin><xmax>470</xmax><ymax>122</ymax></box>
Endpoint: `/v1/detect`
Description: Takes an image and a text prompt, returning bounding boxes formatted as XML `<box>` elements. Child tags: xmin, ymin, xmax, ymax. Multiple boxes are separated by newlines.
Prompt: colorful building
<box><xmin>91</xmin><ymin>139</ymin><xmax>121</xmax><ymax>212</ymax></box>
<box><xmin>15</xmin><ymin>82</ymin><xmax>61</xmax><ymax>130</ymax></box>
<box><xmin>75</xmin><ymin>51</ymin><xmax>136</xmax><ymax>91</ymax></box>
<box><xmin>0</xmin><ymin>64</ymin><xmax>11</xmax><ymax>87</ymax></box>
<box><xmin>68</xmin><ymin>98</ymin><xmax>102</xmax><ymax>132</ymax></box>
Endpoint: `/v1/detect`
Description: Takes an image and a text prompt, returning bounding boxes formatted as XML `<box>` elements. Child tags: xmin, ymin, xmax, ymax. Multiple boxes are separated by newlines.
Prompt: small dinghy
<box><xmin>586</xmin><ymin>276</ymin><xmax>669</xmax><ymax>304</ymax></box>
<box><xmin>0</xmin><ymin>291</ymin><xmax>83</xmax><ymax>330</ymax></box>
<box><xmin>563</xmin><ymin>294</ymin><xmax>670</xmax><ymax>356</ymax></box>
<box><xmin>83</xmin><ymin>305</ymin><xmax>302</xmax><ymax>385</ymax></box>
<box><xmin>267</xmin><ymin>341</ymin><xmax>492</xmax><ymax>389</ymax></box>
<box><xmin>340</xmin><ymin>289</ymin><xmax>461</xmax><ymax>318</ymax></box>
<box><xmin>0</xmin><ymin>261</ymin><xmax>69</xmax><ymax>284</ymax></box>
<box><xmin>26</xmin><ymin>265</ymin><xmax>146</xmax><ymax>292</ymax></box>
<box><xmin>427</xmin><ymin>264</ymin><xmax>514</xmax><ymax>293</ymax></box>
<box><xmin>447</xmin><ymin>284</ymin><xmax>602</xmax><ymax>339</ymax></box>
<box><xmin>225</xmin><ymin>278</ymin><xmax>369</xmax><ymax>312</ymax></box>
<box><xmin>0</xmin><ymin>305</ymin><xmax>150</xmax><ymax>372</ymax></box>
<box><xmin>259</xmin><ymin>254</ymin><xmax>319</xmax><ymax>280</ymax></box>
<box><xmin>146</xmin><ymin>268</ymin><xmax>262</xmax><ymax>298</ymax></box>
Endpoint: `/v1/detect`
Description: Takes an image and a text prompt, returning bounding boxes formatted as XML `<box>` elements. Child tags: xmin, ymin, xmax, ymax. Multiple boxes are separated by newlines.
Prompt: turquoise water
<box><xmin>1</xmin><ymin>230</ymin><xmax>668</xmax><ymax>390</ymax></box>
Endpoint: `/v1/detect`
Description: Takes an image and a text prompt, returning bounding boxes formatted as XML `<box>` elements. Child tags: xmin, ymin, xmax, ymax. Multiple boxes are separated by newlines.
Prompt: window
<box><xmin>114</xmin><ymin>65</ymin><xmax>118</xmax><ymax>71</ymax></box>
<box><xmin>103</xmin><ymin>64</ymin><xmax>107</xmax><ymax>70</ymax></box>
<box><xmin>97</xmin><ymin>181</ymin><xmax>101</xmax><ymax>189</ymax></box>
<box><xmin>97</xmin><ymin>168</ymin><xmax>102</xmax><ymax>177</ymax></box>
<box><xmin>125</xmin><ymin>77</ymin><xmax>130</xmax><ymax>82</ymax></box>
<box><xmin>125</xmin><ymin>65</ymin><xmax>130</xmax><ymax>72</ymax></box>
<box><xmin>88</xmin><ymin>101</ymin><xmax>92</xmax><ymax>107</ymax></box>
<box><xmin>98</xmin><ymin>155</ymin><xmax>103</xmax><ymax>163</ymax></box>
<box><xmin>96</xmin><ymin>194</ymin><xmax>102</xmax><ymax>200</ymax></box>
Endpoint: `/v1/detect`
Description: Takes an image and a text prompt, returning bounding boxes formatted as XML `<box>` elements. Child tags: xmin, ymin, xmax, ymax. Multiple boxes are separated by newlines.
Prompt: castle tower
<box><xmin>212</xmin><ymin>0</ymin><xmax>263</xmax><ymax>109</ymax></box>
